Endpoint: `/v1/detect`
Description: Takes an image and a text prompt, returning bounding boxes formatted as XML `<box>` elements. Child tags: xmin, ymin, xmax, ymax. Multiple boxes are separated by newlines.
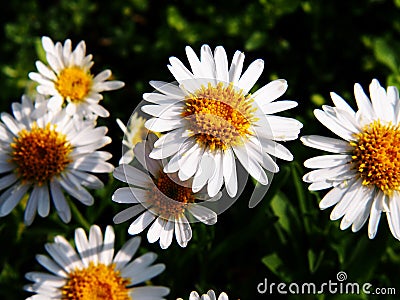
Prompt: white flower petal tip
<box><xmin>24</xmin><ymin>225</ymin><xmax>169</xmax><ymax>299</ymax></box>
<box><xmin>303</xmin><ymin>79</ymin><xmax>400</xmax><ymax>239</ymax></box>
<box><xmin>182</xmin><ymin>290</ymin><xmax>229</xmax><ymax>300</ymax></box>
<box><xmin>30</xmin><ymin>36</ymin><xmax>124</xmax><ymax>120</ymax></box>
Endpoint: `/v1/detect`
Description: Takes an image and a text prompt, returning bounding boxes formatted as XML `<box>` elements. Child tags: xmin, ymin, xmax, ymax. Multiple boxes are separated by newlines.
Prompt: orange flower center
<box><xmin>182</xmin><ymin>82</ymin><xmax>257</xmax><ymax>151</ymax></box>
<box><xmin>55</xmin><ymin>66</ymin><xmax>92</xmax><ymax>103</ymax></box>
<box><xmin>11</xmin><ymin>123</ymin><xmax>72</xmax><ymax>185</ymax></box>
<box><xmin>61</xmin><ymin>263</ymin><xmax>131</xmax><ymax>300</ymax></box>
<box><xmin>351</xmin><ymin>120</ymin><xmax>400</xmax><ymax>195</ymax></box>
<box><xmin>147</xmin><ymin>172</ymin><xmax>195</xmax><ymax>219</ymax></box>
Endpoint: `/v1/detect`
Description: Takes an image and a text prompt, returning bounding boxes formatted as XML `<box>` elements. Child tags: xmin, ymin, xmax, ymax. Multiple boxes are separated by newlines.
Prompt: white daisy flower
<box><xmin>29</xmin><ymin>36</ymin><xmax>125</xmax><ymax>119</ymax></box>
<box><xmin>0</xmin><ymin>95</ymin><xmax>113</xmax><ymax>225</ymax></box>
<box><xmin>142</xmin><ymin>45</ymin><xmax>302</xmax><ymax>199</ymax></box>
<box><xmin>302</xmin><ymin>78</ymin><xmax>400</xmax><ymax>240</ymax></box>
<box><xmin>117</xmin><ymin>112</ymin><xmax>149</xmax><ymax>164</ymax></box>
<box><xmin>24</xmin><ymin>224</ymin><xmax>169</xmax><ymax>300</ymax></box>
<box><xmin>177</xmin><ymin>290</ymin><xmax>229</xmax><ymax>300</ymax></box>
<box><xmin>112</xmin><ymin>133</ymin><xmax>219</xmax><ymax>249</ymax></box>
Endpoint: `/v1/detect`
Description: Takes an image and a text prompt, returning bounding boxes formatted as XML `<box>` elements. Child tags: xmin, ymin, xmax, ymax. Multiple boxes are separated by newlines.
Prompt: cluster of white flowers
<box><xmin>13</xmin><ymin>36</ymin><xmax>400</xmax><ymax>300</ymax></box>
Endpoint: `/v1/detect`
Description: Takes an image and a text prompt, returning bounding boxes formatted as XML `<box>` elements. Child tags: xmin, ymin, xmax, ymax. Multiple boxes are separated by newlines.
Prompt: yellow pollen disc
<box><xmin>55</xmin><ymin>66</ymin><xmax>93</xmax><ymax>103</ymax></box>
<box><xmin>61</xmin><ymin>263</ymin><xmax>131</xmax><ymax>300</ymax></box>
<box><xmin>351</xmin><ymin>120</ymin><xmax>400</xmax><ymax>195</ymax></box>
<box><xmin>147</xmin><ymin>172</ymin><xmax>195</xmax><ymax>219</ymax></box>
<box><xmin>182</xmin><ymin>82</ymin><xmax>257</xmax><ymax>151</ymax></box>
<box><xmin>11</xmin><ymin>123</ymin><xmax>72</xmax><ymax>185</ymax></box>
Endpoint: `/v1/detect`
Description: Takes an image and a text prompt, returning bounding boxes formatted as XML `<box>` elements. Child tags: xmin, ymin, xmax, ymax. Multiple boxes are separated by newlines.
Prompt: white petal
<box><xmin>304</xmin><ymin>154</ymin><xmax>352</xmax><ymax>169</ymax></box>
<box><xmin>145</xmin><ymin>117</ymin><xmax>185</xmax><ymax>133</ymax></box>
<box><xmin>301</xmin><ymin>135</ymin><xmax>353</xmax><ymax>153</ymax></box>
<box><xmin>113</xmin><ymin>236</ymin><xmax>141</xmax><ymax>270</ymax></box>
<box><xmin>314</xmin><ymin>109</ymin><xmax>355</xmax><ymax>141</ymax></box>
<box><xmin>147</xmin><ymin>217</ymin><xmax>165</xmax><ymax>244</ymax></box>
<box><xmin>330</xmin><ymin>92</ymin><xmax>355</xmax><ymax>115</ymax></box>
<box><xmin>253</xmin><ymin>79</ymin><xmax>288</xmax><ymax>105</ymax></box>
<box><xmin>160</xmin><ymin>218</ymin><xmax>175</xmax><ymax>249</ymax></box>
<box><xmin>113</xmin><ymin>205</ymin><xmax>146</xmax><ymax>224</ymax></box>
<box><xmin>238</xmin><ymin>59</ymin><xmax>264</xmax><ymax>94</ymax></box>
<box><xmin>228</xmin><ymin>50</ymin><xmax>245</xmax><ymax>85</ymax></box>
<box><xmin>260</xmin><ymin>100</ymin><xmax>297</xmax><ymax>114</ymax></box>
<box><xmin>368</xmin><ymin>193</ymin><xmax>384</xmax><ymax>239</ymax></box>
<box><xmin>128</xmin><ymin>211</ymin><xmax>156</xmax><ymax>235</ymax></box>
<box><xmin>222</xmin><ymin>148</ymin><xmax>238</xmax><ymax>197</ymax></box>
<box><xmin>214</xmin><ymin>46</ymin><xmax>229</xmax><ymax>83</ymax></box>
<box><xmin>189</xmin><ymin>204</ymin><xmax>217</xmax><ymax>225</ymax></box>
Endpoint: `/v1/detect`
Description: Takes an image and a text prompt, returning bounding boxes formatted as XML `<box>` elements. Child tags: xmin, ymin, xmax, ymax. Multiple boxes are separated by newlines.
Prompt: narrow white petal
<box><xmin>314</xmin><ymin>109</ymin><xmax>355</xmax><ymax>141</ymax></box>
<box><xmin>260</xmin><ymin>100</ymin><xmax>297</xmax><ymax>114</ymax></box>
<box><xmin>214</xmin><ymin>46</ymin><xmax>229</xmax><ymax>83</ymax></box>
<box><xmin>329</xmin><ymin>92</ymin><xmax>355</xmax><ymax>115</ymax></box>
<box><xmin>189</xmin><ymin>204</ymin><xmax>217</xmax><ymax>225</ymax></box>
<box><xmin>368</xmin><ymin>193</ymin><xmax>384</xmax><ymax>239</ymax></box>
<box><xmin>147</xmin><ymin>217</ymin><xmax>165</xmax><ymax>244</ymax></box>
<box><xmin>253</xmin><ymin>79</ymin><xmax>288</xmax><ymax>104</ymax></box>
<box><xmin>222</xmin><ymin>148</ymin><xmax>238</xmax><ymax>197</ymax></box>
<box><xmin>145</xmin><ymin>117</ymin><xmax>185</xmax><ymax>133</ymax></box>
<box><xmin>128</xmin><ymin>211</ymin><xmax>156</xmax><ymax>235</ymax></box>
<box><xmin>113</xmin><ymin>236</ymin><xmax>141</xmax><ymax>270</ymax></box>
<box><xmin>304</xmin><ymin>155</ymin><xmax>352</xmax><ymax>169</ymax></box>
<box><xmin>113</xmin><ymin>206</ymin><xmax>146</xmax><ymax>224</ymax></box>
<box><xmin>301</xmin><ymin>135</ymin><xmax>353</xmax><ymax>153</ymax></box>
<box><xmin>100</xmin><ymin>226</ymin><xmax>115</xmax><ymax>265</ymax></box>
<box><xmin>228</xmin><ymin>50</ymin><xmax>245</xmax><ymax>85</ymax></box>
<box><xmin>237</xmin><ymin>59</ymin><xmax>264</xmax><ymax>94</ymax></box>
<box><xmin>160</xmin><ymin>219</ymin><xmax>175</xmax><ymax>249</ymax></box>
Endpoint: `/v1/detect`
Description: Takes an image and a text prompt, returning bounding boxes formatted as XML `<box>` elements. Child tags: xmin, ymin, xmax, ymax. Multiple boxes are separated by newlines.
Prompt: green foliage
<box><xmin>1</xmin><ymin>0</ymin><xmax>400</xmax><ymax>299</ymax></box>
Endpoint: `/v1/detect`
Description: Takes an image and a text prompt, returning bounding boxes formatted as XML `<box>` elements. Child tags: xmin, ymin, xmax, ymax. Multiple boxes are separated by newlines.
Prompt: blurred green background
<box><xmin>1</xmin><ymin>0</ymin><xmax>400</xmax><ymax>299</ymax></box>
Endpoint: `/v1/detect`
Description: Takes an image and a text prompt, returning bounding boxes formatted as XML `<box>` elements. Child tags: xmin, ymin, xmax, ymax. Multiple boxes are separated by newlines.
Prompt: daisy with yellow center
<box><xmin>302</xmin><ymin>79</ymin><xmax>400</xmax><ymax>240</ymax></box>
<box><xmin>117</xmin><ymin>112</ymin><xmax>149</xmax><ymax>164</ymax></box>
<box><xmin>0</xmin><ymin>95</ymin><xmax>113</xmax><ymax>225</ymax></box>
<box><xmin>112</xmin><ymin>134</ymin><xmax>219</xmax><ymax>249</ymax></box>
<box><xmin>142</xmin><ymin>45</ymin><xmax>302</xmax><ymax>199</ymax></box>
<box><xmin>29</xmin><ymin>36</ymin><xmax>124</xmax><ymax>119</ymax></box>
<box><xmin>24</xmin><ymin>225</ymin><xmax>169</xmax><ymax>300</ymax></box>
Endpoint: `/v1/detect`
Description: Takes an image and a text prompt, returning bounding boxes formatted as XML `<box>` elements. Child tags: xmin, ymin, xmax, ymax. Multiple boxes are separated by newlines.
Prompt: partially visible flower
<box><xmin>0</xmin><ymin>95</ymin><xmax>113</xmax><ymax>225</ymax></box>
<box><xmin>177</xmin><ymin>290</ymin><xmax>229</xmax><ymax>300</ymax></box>
<box><xmin>117</xmin><ymin>112</ymin><xmax>148</xmax><ymax>164</ymax></box>
<box><xmin>29</xmin><ymin>36</ymin><xmax>124</xmax><ymax>119</ymax></box>
<box><xmin>302</xmin><ymin>79</ymin><xmax>400</xmax><ymax>240</ymax></box>
<box><xmin>112</xmin><ymin>133</ymin><xmax>219</xmax><ymax>249</ymax></box>
<box><xmin>142</xmin><ymin>45</ymin><xmax>302</xmax><ymax>198</ymax></box>
<box><xmin>25</xmin><ymin>224</ymin><xmax>169</xmax><ymax>300</ymax></box>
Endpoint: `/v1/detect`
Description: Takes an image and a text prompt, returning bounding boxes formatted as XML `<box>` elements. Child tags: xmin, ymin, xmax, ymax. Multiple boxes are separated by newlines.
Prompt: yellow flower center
<box><xmin>55</xmin><ymin>67</ymin><xmax>92</xmax><ymax>103</ymax></box>
<box><xmin>182</xmin><ymin>82</ymin><xmax>257</xmax><ymax>151</ymax></box>
<box><xmin>351</xmin><ymin>120</ymin><xmax>400</xmax><ymax>195</ymax></box>
<box><xmin>147</xmin><ymin>172</ymin><xmax>195</xmax><ymax>219</ymax></box>
<box><xmin>11</xmin><ymin>123</ymin><xmax>72</xmax><ymax>185</ymax></box>
<box><xmin>61</xmin><ymin>263</ymin><xmax>131</xmax><ymax>300</ymax></box>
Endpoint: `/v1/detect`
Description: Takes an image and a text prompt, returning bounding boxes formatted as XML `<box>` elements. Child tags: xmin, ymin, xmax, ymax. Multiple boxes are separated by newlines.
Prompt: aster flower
<box><xmin>112</xmin><ymin>133</ymin><xmax>219</xmax><ymax>249</ymax></box>
<box><xmin>302</xmin><ymin>79</ymin><xmax>400</xmax><ymax>240</ymax></box>
<box><xmin>25</xmin><ymin>224</ymin><xmax>169</xmax><ymax>300</ymax></box>
<box><xmin>117</xmin><ymin>112</ymin><xmax>148</xmax><ymax>164</ymax></box>
<box><xmin>177</xmin><ymin>290</ymin><xmax>229</xmax><ymax>300</ymax></box>
<box><xmin>142</xmin><ymin>45</ymin><xmax>302</xmax><ymax>199</ymax></box>
<box><xmin>29</xmin><ymin>36</ymin><xmax>124</xmax><ymax>119</ymax></box>
<box><xmin>0</xmin><ymin>95</ymin><xmax>113</xmax><ymax>225</ymax></box>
